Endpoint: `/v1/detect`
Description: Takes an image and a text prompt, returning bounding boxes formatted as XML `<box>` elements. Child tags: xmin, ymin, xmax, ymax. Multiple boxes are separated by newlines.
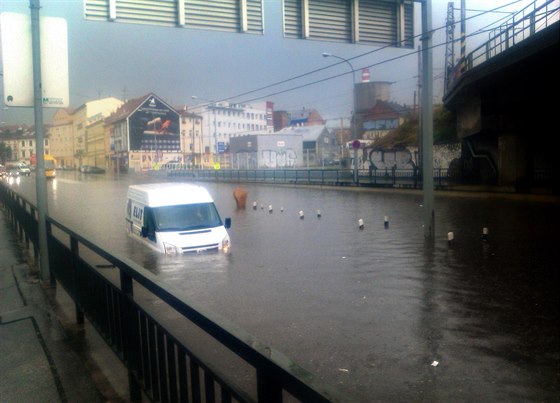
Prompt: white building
<box><xmin>189</xmin><ymin>101</ymin><xmax>274</xmax><ymax>167</ymax></box>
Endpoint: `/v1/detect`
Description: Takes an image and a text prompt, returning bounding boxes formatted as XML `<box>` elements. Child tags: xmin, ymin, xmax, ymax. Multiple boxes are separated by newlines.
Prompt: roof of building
<box><xmin>275</xmin><ymin>125</ymin><xmax>329</xmax><ymax>142</ymax></box>
<box><xmin>104</xmin><ymin>94</ymin><xmax>149</xmax><ymax>125</ymax></box>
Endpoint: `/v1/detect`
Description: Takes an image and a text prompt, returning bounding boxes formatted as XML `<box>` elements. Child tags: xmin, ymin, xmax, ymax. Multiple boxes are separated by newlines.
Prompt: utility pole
<box><xmin>460</xmin><ymin>0</ymin><xmax>466</xmax><ymax>73</ymax></box>
<box><xmin>445</xmin><ymin>2</ymin><xmax>456</xmax><ymax>92</ymax></box>
<box><xmin>30</xmin><ymin>0</ymin><xmax>51</xmax><ymax>282</ymax></box>
<box><xmin>421</xmin><ymin>0</ymin><xmax>434</xmax><ymax>238</ymax></box>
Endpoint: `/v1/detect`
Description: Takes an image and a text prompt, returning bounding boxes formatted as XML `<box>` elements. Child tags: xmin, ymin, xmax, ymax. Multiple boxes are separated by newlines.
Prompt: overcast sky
<box><xmin>1</xmin><ymin>0</ymin><xmax>535</xmax><ymax>126</ymax></box>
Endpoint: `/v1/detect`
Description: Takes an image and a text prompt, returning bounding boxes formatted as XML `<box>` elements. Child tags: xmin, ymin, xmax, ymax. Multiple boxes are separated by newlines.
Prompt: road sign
<box><xmin>0</xmin><ymin>12</ymin><xmax>69</xmax><ymax>108</ymax></box>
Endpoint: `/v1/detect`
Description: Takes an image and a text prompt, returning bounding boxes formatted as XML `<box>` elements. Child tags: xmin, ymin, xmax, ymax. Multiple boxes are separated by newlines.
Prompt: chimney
<box><xmin>361</xmin><ymin>68</ymin><xmax>370</xmax><ymax>83</ymax></box>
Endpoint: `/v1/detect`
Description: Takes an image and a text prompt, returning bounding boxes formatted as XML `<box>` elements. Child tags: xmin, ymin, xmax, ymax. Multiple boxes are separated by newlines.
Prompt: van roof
<box><xmin>127</xmin><ymin>183</ymin><xmax>214</xmax><ymax>207</ymax></box>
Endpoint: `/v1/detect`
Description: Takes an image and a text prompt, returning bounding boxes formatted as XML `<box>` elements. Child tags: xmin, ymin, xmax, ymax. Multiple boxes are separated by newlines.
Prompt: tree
<box><xmin>0</xmin><ymin>142</ymin><xmax>12</xmax><ymax>164</ymax></box>
<box><xmin>371</xmin><ymin>106</ymin><xmax>457</xmax><ymax>150</ymax></box>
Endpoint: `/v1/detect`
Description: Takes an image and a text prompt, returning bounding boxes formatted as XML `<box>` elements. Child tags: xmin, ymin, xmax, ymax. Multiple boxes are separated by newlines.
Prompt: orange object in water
<box><xmin>233</xmin><ymin>188</ymin><xmax>248</xmax><ymax>209</ymax></box>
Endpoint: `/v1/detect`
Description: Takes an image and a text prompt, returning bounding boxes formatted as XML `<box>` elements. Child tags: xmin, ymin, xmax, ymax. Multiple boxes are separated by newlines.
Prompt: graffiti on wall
<box><xmin>369</xmin><ymin>144</ymin><xmax>461</xmax><ymax>170</ymax></box>
<box><xmin>370</xmin><ymin>150</ymin><xmax>416</xmax><ymax>170</ymax></box>
<box><xmin>261</xmin><ymin>149</ymin><xmax>298</xmax><ymax>168</ymax></box>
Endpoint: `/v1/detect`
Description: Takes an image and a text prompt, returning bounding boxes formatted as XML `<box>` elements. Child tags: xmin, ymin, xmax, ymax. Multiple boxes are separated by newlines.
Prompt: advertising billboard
<box><xmin>129</xmin><ymin>96</ymin><xmax>180</xmax><ymax>152</ymax></box>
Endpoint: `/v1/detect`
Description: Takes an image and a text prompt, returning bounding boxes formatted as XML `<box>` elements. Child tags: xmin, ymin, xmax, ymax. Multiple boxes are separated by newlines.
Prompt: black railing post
<box><xmin>70</xmin><ymin>236</ymin><xmax>84</xmax><ymax>325</ymax></box>
<box><xmin>46</xmin><ymin>220</ymin><xmax>56</xmax><ymax>287</ymax></box>
<box><xmin>120</xmin><ymin>270</ymin><xmax>142</xmax><ymax>402</ymax></box>
<box><xmin>257</xmin><ymin>371</ymin><xmax>282</xmax><ymax>403</ymax></box>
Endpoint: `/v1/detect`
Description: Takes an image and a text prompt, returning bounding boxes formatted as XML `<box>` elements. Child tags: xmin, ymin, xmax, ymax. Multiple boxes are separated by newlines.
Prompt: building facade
<box><xmin>106</xmin><ymin>93</ymin><xmax>180</xmax><ymax>172</ymax></box>
<box><xmin>72</xmin><ymin>97</ymin><xmax>123</xmax><ymax>168</ymax></box>
<box><xmin>47</xmin><ymin>108</ymin><xmax>74</xmax><ymax>168</ymax></box>
<box><xmin>275</xmin><ymin>125</ymin><xmax>340</xmax><ymax>167</ymax></box>
<box><xmin>362</xmin><ymin>100</ymin><xmax>409</xmax><ymax>141</ymax></box>
<box><xmin>0</xmin><ymin>125</ymin><xmax>50</xmax><ymax>164</ymax></box>
<box><xmin>190</xmin><ymin>101</ymin><xmax>274</xmax><ymax>168</ymax></box>
<box><xmin>178</xmin><ymin>109</ymin><xmax>204</xmax><ymax>168</ymax></box>
<box><xmin>229</xmin><ymin>133</ymin><xmax>304</xmax><ymax>169</ymax></box>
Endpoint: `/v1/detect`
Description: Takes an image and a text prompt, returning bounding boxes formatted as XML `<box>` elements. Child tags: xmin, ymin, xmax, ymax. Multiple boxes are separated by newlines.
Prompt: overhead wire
<box><xmin>212</xmin><ymin>0</ymin><xmax>528</xmax><ymax>106</ymax></box>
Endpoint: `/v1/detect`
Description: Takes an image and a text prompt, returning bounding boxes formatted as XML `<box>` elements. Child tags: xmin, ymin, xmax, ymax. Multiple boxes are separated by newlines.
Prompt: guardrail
<box><xmin>0</xmin><ymin>181</ymin><xmax>341</xmax><ymax>403</ymax></box>
<box><xmin>167</xmin><ymin>168</ymin><xmax>450</xmax><ymax>189</ymax></box>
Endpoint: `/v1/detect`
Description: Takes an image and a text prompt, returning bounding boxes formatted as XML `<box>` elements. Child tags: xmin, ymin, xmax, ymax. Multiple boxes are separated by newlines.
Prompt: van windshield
<box><xmin>152</xmin><ymin>203</ymin><xmax>223</xmax><ymax>232</ymax></box>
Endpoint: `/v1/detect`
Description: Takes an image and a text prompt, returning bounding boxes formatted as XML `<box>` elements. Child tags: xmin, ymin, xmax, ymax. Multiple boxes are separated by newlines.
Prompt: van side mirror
<box><xmin>141</xmin><ymin>226</ymin><xmax>149</xmax><ymax>237</ymax></box>
<box><xmin>224</xmin><ymin>217</ymin><xmax>231</xmax><ymax>229</ymax></box>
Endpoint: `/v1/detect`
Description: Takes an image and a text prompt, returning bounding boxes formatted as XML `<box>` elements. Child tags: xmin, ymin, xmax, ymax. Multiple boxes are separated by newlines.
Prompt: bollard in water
<box><xmin>482</xmin><ymin>227</ymin><xmax>489</xmax><ymax>241</ymax></box>
<box><xmin>384</xmin><ymin>215</ymin><xmax>389</xmax><ymax>229</ymax></box>
<box><xmin>233</xmin><ymin>188</ymin><xmax>248</xmax><ymax>209</ymax></box>
<box><xmin>268</xmin><ymin>204</ymin><xmax>273</xmax><ymax>213</ymax></box>
<box><xmin>252</xmin><ymin>201</ymin><xmax>257</xmax><ymax>210</ymax></box>
<box><xmin>358</xmin><ymin>219</ymin><xmax>364</xmax><ymax>230</ymax></box>
<box><xmin>317</xmin><ymin>209</ymin><xmax>322</xmax><ymax>218</ymax></box>
<box><xmin>299</xmin><ymin>210</ymin><xmax>304</xmax><ymax>219</ymax></box>
<box><xmin>447</xmin><ymin>231</ymin><xmax>454</xmax><ymax>245</ymax></box>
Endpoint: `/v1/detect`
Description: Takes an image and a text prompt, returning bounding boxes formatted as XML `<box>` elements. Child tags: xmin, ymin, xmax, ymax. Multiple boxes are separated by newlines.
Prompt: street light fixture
<box><xmin>322</xmin><ymin>52</ymin><xmax>358</xmax><ymax>183</ymax></box>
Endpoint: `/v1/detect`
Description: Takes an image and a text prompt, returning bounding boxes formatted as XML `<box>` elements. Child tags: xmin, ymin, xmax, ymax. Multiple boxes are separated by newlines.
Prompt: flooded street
<box><xmin>8</xmin><ymin>172</ymin><xmax>560</xmax><ymax>401</ymax></box>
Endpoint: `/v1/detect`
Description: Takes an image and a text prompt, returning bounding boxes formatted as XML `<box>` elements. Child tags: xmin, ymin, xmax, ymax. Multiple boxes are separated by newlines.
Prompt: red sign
<box><xmin>352</xmin><ymin>140</ymin><xmax>361</xmax><ymax>150</ymax></box>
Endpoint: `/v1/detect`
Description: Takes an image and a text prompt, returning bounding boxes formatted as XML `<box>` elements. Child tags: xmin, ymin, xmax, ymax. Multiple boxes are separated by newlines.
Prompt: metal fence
<box><xmin>446</xmin><ymin>0</ymin><xmax>559</xmax><ymax>91</ymax></box>
<box><xmin>0</xmin><ymin>181</ymin><xmax>341</xmax><ymax>403</ymax></box>
<box><xmin>167</xmin><ymin>167</ymin><xmax>450</xmax><ymax>189</ymax></box>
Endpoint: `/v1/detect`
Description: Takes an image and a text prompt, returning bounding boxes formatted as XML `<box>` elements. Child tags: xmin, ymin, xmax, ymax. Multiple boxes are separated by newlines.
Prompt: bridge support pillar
<box><xmin>498</xmin><ymin>132</ymin><xmax>528</xmax><ymax>188</ymax></box>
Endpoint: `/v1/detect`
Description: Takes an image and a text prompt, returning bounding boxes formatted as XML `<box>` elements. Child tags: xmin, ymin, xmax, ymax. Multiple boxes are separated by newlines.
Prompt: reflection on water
<box><xmin>11</xmin><ymin>173</ymin><xmax>560</xmax><ymax>401</ymax></box>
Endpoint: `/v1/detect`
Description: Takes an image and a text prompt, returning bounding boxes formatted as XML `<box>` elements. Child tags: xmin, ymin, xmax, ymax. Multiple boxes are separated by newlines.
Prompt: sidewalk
<box><xmin>0</xmin><ymin>208</ymin><xmax>121</xmax><ymax>402</ymax></box>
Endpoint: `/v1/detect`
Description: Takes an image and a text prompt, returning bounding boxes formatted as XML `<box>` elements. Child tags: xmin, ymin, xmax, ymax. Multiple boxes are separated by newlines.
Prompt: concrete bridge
<box><xmin>442</xmin><ymin>1</ymin><xmax>559</xmax><ymax>192</ymax></box>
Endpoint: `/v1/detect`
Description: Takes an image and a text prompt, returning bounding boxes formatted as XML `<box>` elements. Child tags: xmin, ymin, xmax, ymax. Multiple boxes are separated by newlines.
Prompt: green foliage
<box><xmin>371</xmin><ymin>106</ymin><xmax>457</xmax><ymax>150</ymax></box>
<box><xmin>433</xmin><ymin>107</ymin><xmax>457</xmax><ymax>144</ymax></box>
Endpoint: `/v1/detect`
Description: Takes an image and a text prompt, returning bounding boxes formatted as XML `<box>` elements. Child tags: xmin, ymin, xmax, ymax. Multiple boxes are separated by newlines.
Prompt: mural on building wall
<box><xmin>129</xmin><ymin>96</ymin><xmax>180</xmax><ymax>152</ymax></box>
<box><xmin>261</xmin><ymin>148</ymin><xmax>297</xmax><ymax>168</ymax></box>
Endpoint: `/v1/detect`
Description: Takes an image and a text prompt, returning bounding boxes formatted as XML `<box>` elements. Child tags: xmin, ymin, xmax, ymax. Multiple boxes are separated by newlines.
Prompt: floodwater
<box><xmin>7</xmin><ymin>172</ymin><xmax>560</xmax><ymax>401</ymax></box>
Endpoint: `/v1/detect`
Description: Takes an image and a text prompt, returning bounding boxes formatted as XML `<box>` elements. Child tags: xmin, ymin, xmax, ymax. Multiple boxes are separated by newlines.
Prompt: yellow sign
<box><xmin>213</xmin><ymin>162</ymin><xmax>221</xmax><ymax>170</ymax></box>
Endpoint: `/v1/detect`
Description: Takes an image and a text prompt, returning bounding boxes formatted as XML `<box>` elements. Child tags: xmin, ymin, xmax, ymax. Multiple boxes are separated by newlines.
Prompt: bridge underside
<box><xmin>443</xmin><ymin>22</ymin><xmax>560</xmax><ymax>191</ymax></box>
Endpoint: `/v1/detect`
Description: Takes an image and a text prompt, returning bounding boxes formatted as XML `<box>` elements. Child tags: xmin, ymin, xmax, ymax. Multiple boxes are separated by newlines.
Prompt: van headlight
<box><xmin>221</xmin><ymin>237</ymin><xmax>231</xmax><ymax>254</ymax></box>
<box><xmin>163</xmin><ymin>242</ymin><xmax>181</xmax><ymax>255</ymax></box>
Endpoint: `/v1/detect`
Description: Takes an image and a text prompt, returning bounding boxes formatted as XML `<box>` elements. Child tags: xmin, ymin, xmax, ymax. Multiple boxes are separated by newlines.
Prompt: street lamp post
<box><xmin>322</xmin><ymin>52</ymin><xmax>358</xmax><ymax>183</ymax></box>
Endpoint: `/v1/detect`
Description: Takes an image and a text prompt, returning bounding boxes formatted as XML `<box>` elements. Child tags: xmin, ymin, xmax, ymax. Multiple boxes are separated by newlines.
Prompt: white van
<box><xmin>125</xmin><ymin>183</ymin><xmax>231</xmax><ymax>254</ymax></box>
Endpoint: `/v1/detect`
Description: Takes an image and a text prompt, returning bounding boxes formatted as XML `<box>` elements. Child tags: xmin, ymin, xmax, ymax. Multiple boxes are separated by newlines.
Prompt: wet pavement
<box><xmin>0</xmin><ymin>206</ymin><xmax>127</xmax><ymax>402</ymax></box>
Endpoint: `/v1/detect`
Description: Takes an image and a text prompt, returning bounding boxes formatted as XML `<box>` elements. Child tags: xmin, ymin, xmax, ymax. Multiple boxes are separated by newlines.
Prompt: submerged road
<box><xmin>6</xmin><ymin>171</ymin><xmax>560</xmax><ymax>401</ymax></box>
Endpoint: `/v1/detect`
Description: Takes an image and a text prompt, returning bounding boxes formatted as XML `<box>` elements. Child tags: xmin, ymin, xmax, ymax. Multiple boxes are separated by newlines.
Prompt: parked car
<box><xmin>16</xmin><ymin>162</ymin><xmax>31</xmax><ymax>176</ymax></box>
<box><xmin>79</xmin><ymin>165</ymin><xmax>106</xmax><ymax>174</ymax></box>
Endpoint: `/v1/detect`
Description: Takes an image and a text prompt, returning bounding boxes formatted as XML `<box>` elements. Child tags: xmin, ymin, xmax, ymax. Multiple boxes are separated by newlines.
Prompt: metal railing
<box><xmin>167</xmin><ymin>167</ymin><xmax>450</xmax><ymax>189</ymax></box>
<box><xmin>447</xmin><ymin>0</ymin><xmax>559</xmax><ymax>91</ymax></box>
<box><xmin>469</xmin><ymin>0</ymin><xmax>559</xmax><ymax>70</ymax></box>
<box><xmin>0</xmin><ymin>181</ymin><xmax>341</xmax><ymax>403</ymax></box>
